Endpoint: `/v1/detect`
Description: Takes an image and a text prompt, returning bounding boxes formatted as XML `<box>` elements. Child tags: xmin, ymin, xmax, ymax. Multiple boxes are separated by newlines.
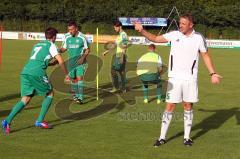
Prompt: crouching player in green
<box><xmin>59</xmin><ymin>21</ymin><xmax>90</xmax><ymax>104</ymax></box>
<box><xmin>2</xmin><ymin>27</ymin><xmax>69</xmax><ymax>134</ymax></box>
<box><xmin>136</xmin><ymin>44</ymin><xmax>164</xmax><ymax>104</ymax></box>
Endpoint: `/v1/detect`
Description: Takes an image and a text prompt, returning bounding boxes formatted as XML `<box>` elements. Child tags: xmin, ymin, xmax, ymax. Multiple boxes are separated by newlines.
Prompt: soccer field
<box><xmin>0</xmin><ymin>40</ymin><xmax>240</xmax><ymax>159</ymax></box>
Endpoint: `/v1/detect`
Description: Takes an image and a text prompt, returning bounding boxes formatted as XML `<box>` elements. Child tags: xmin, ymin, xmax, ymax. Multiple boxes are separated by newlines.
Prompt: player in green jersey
<box><xmin>103</xmin><ymin>21</ymin><xmax>128</xmax><ymax>93</ymax></box>
<box><xmin>2</xmin><ymin>27</ymin><xmax>69</xmax><ymax>134</ymax></box>
<box><xmin>136</xmin><ymin>44</ymin><xmax>163</xmax><ymax>104</ymax></box>
<box><xmin>59</xmin><ymin>21</ymin><xmax>90</xmax><ymax>104</ymax></box>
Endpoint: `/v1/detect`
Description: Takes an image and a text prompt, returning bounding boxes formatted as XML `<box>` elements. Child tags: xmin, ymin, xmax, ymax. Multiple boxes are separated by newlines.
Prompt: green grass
<box><xmin>0</xmin><ymin>40</ymin><xmax>240</xmax><ymax>159</ymax></box>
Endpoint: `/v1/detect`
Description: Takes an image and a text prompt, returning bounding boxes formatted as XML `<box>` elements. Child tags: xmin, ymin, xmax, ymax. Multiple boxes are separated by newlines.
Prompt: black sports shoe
<box><xmin>72</xmin><ymin>96</ymin><xmax>78</xmax><ymax>101</ymax></box>
<box><xmin>76</xmin><ymin>99</ymin><xmax>83</xmax><ymax>104</ymax></box>
<box><xmin>183</xmin><ymin>138</ymin><xmax>193</xmax><ymax>146</ymax></box>
<box><xmin>153</xmin><ymin>139</ymin><xmax>167</xmax><ymax>147</ymax></box>
<box><xmin>121</xmin><ymin>89</ymin><xmax>127</xmax><ymax>93</ymax></box>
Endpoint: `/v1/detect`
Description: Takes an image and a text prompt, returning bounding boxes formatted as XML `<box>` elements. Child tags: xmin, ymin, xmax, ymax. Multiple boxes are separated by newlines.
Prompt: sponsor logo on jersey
<box><xmin>68</xmin><ymin>44</ymin><xmax>80</xmax><ymax>49</ymax></box>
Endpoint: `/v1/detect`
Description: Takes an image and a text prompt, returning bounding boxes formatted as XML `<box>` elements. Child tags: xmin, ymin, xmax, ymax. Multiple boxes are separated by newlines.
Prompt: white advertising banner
<box><xmin>1</xmin><ymin>31</ymin><xmax>240</xmax><ymax>49</ymax></box>
<box><xmin>129</xmin><ymin>36</ymin><xmax>240</xmax><ymax>48</ymax></box>
<box><xmin>2</xmin><ymin>31</ymin><xmax>19</xmax><ymax>40</ymax></box>
<box><xmin>23</xmin><ymin>32</ymin><xmax>64</xmax><ymax>41</ymax></box>
<box><xmin>22</xmin><ymin>32</ymin><xmax>94</xmax><ymax>43</ymax></box>
<box><xmin>129</xmin><ymin>36</ymin><xmax>170</xmax><ymax>46</ymax></box>
<box><xmin>206</xmin><ymin>39</ymin><xmax>240</xmax><ymax>48</ymax></box>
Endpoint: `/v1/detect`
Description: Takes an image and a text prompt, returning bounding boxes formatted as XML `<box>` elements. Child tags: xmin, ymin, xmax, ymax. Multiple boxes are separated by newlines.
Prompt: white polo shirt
<box><xmin>163</xmin><ymin>30</ymin><xmax>207</xmax><ymax>80</ymax></box>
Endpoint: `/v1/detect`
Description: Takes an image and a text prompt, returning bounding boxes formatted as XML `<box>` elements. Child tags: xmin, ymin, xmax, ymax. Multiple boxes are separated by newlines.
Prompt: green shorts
<box><xmin>112</xmin><ymin>54</ymin><xmax>126</xmax><ymax>71</ymax></box>
<box><xmin>68</xmin><ymin>63</ymin><xmax>88</xmax><ymax>79</ymax></box>
<box><xmin>20</xmin><ymin>74</ymin><xmax>52</xmax><ymax>97</ymax></box>
<box><xmin>140</xmin><ymin>73</ymin><xmax>161</xmax><ymax>84</ymax></box>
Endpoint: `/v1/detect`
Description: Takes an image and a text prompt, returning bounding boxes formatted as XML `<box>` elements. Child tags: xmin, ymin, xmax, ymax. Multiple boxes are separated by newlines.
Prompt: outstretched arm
<box><xmin>134</xmin><ymin>22</ymin><xmax>168</xmax><ymax>43</ymax></box>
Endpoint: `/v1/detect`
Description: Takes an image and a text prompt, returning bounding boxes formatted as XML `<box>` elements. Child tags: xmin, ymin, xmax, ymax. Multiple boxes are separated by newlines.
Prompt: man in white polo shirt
<box><xmin>134</xmin><ymin>13</ymin><xmax>222</xmax><ymax>146</ymax></box>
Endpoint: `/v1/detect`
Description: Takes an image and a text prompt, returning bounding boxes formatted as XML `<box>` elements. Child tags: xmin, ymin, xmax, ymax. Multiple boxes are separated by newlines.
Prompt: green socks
<box><xmin>112</xmin><ymin>74</ymin><xmax>119</xmax><ymax>89</ymax></box>
<box><xmin>156</xmin><ymin>83</ymin><xmax>162</xmax><ymax>100</ymax></box>
<box><xmin>6</xmin><ymin>101</ymin><xmax>26</xmax><ymax>124</ymax></box>
<box><xmin>71</xmin><ymin>80</ymin><xmax>84</xmax><ymax>100</ymax></box>
<box><xmin>142</xmin><ymin>84</ymin><xmax>148</xmax><ymax>100</ymax></box>
<box><xmin>120</xmin><ymin>73</ymin><xmax>126</xmax><ymax>90</ymax></box>
<box><xmin>76</xmin><ymin>80</ymin><xmax>84</xmax><ymax>100</ymax></box>
<box><xmin>36</xmin><ymin>96</ymin><xmax>53</xmax><ymax>122</ymax></box>
<box><xmin>6</xmin><ymin>96</ymin><xmax>53</xmax><ymax>124</ymax></box>
<box><xmin>142</xmin><ymin>82</ymin><xmax>162</xmax><ymax>101</ymax></box>
<box><xmin>71</xmin><ymin>82</ymin><xmax>78</xmax><ymax>96</ymax></box>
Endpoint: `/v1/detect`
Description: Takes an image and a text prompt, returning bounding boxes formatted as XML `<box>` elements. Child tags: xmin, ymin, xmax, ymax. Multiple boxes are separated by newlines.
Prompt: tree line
<box><xmin>0</xmin><ymin>0</ymin><xmax>240</xmax><ymax>39</ymax></box>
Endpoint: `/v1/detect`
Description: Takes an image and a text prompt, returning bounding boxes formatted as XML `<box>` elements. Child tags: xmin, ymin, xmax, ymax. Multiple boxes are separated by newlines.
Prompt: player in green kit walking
<box><xmin>59</xmin><ymin>21</ymin><xmax>90</xmax><ymax>104</ymax></box>
<box><xmin>103</xmin><ymin>21</ymin><xmax>128</xmax><ymax>93</ymax></box>
<box><xmin>2</xmin><ymin>28</ymin><xmax>69</xmax><ymax>134</ymax></box>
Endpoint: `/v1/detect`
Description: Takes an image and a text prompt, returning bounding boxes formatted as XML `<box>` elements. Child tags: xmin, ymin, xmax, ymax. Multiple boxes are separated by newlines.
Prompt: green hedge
<box><xmin>1</xmin><ymin>20</ymin><xmax>240</xmax><ymax>39</ymax></box>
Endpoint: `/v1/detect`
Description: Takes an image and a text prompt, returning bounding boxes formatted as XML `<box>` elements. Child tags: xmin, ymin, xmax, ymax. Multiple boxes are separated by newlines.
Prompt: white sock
<box><xmin>184</xmin><ymin>110</ymin><xmax>193</xmax><ymax>139</ymax></box>
<box><xmin>159</xmin><ymin>111</ymin><xmax>173</xmax><ymax>140</ymax></box>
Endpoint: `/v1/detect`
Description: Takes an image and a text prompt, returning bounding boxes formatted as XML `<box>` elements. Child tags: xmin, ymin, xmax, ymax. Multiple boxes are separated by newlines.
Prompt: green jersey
<box><xmin>21</xmin><ymin>40</ymin><xmax>59</xmax><ymax>76</ymax></box>
<box><xmin>62</xmin><ymin>32</ymin><xmax>89</xmax><ymax>67</ymax></box>
<box><xmin>116</xmin><ymin>31</ymin><xmax>128</xmax><ymax>57</ymax></box>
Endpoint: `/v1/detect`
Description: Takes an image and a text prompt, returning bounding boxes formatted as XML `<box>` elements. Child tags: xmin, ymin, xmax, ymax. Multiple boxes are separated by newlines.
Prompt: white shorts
<box><xmin>166</xmin><ymin>78</ymin><xmax>198</xmax><ymax>103</ymax></box>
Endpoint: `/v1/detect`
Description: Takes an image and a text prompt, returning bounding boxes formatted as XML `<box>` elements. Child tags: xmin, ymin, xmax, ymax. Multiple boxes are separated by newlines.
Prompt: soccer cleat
<box><xmin>35</xmin><ymin>121</ymin><xmax>53</xmax><ymax>129</ymax></box>
<box><xmin>183</xmin><ymin>138</ymin><xmax>194</xmax><ymax>146</ymax></box>
<box><xmin>2</xmin><ymin>120</ymin><xmax>10</xmax><ymax>134</ymax></box>
<box><xmin>75</xmin><ymin>98</ymin><xmax>83</xmax><ymax>104</ymax></box>
<box><xmin>110</xmin><ymin>88</ymin><xmax>118</xmax><ymax>93</ymax></box>
<box><xmin>72</xmin><ymin>96</ymin><xmax>78</xmax><ymax>101</ymax></box>
<box><xmin>153</xmin><ymin>139</ymin><xmax>167</xmax><ymax>147</ymax></box>
<box><xmin>121</xmin><ymin>89</ymin><xmax>127</xmax><ymax>93</ymax></box>
<box><xmin>157</xmin><ymin>99</ymin><xmax>161</xmax><ymax>104</ymax></box>
<box><xmin>144</xmin><ymin>99</ymin><xmax>148</xmax><ymax>104</ymax></box>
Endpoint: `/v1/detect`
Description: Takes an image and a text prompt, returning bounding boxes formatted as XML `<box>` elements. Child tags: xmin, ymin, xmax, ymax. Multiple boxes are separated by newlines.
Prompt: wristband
<box><xmin>210</xmin><ymin>72</ymin><xmax>216</xmax><ymax>76</ymax></box>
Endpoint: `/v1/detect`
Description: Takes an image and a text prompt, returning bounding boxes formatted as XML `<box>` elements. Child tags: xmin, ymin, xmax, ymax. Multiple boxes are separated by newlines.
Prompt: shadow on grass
<box><xmin>5</xmin><ymin>76</ymin><xmax>168</xmax><ymax>134</ymax></box>
<box><xmin>0</xmin><ymin>106</ymin><xmax>41</xmax><ymax>118</ymax></box>
<box><xmin>10</xmin><ymin>83</ymin><xmax>119</xmax><ymax>133</ymax></box>
<box><xmin>0</xmin><ymin>93</ymin><xmax>41</xmax><ymax>118</ymax></box>
<box><xmin>0</xmin><ymin>93</ymin><xmax>20</xmax><ymax>102</ymax></box>
<box><xmin>167</xmin><ymin>107</ymin><xmax>240</xmax><ymax>142</ymax></box>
